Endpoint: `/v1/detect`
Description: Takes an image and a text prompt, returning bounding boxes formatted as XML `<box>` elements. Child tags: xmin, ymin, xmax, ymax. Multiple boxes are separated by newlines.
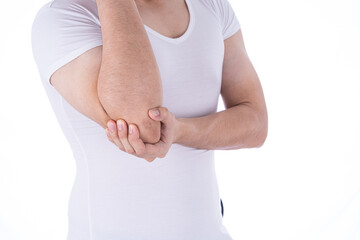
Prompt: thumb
<box><xmin>149</xmin><ymin>108</ymin><xmax>161</xmax><ymax>120</ymax></box>
<box><xmin>149</xmin><ymin>107</ymin><xmax>172</xmax><ymax>126</ymax></box>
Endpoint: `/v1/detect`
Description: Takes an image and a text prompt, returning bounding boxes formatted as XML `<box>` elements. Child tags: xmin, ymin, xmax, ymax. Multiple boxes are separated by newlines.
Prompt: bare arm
<box><xmin>96</xmin><ymin>0</ymin><xmax>163</xmax><ymax>144</ymax></box>
<box><xmin>49</xmin><ymin>46</ymin><xmax>111</xmax><ymax>130</ymax></box>
<box><xmin>175</xmin><ymin>29</ymin><xmax>268</xmax><ymax>150</ymax></box>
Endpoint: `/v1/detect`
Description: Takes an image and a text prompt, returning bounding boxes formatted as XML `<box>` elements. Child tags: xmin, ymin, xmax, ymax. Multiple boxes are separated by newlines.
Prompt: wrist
<box><xmin>174</xmin><ymin>118</ymin><xmax>187</xmax><ymax>144</ymax></box>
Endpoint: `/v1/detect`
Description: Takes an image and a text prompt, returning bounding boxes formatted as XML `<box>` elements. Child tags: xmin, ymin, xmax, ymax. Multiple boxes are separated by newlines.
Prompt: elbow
<box><xmin>97</xmin><ymin>72</ymin><xmax>163</xmax><ymax>144</ymax></box>
<box><xmin>97</xmin><ymin>77</ymin><xmax>162</xmax><ymax>144</ymax></box>
<box><xmin>138</xmin><ymin>117</ymin><xmax>161</xmax><ymax>144</ymax></box>
<box><xmin>243</xmin><ymin>126</ymin><xmax>267</xmax><ymax>149</ymax></box>
<box><xmin>254</xmin><ymin>124</ymin><xmax>268</xmax><ymax>148</ymax></box>
<box><xmin>246</xmin><ymin>109</ymin><xmax>268</xmax><ymax>149</ymax></box>
<box><xmin>253</xmin><ymin>111</ymin><xmax>268</xmax><ymax>148</ymax></box>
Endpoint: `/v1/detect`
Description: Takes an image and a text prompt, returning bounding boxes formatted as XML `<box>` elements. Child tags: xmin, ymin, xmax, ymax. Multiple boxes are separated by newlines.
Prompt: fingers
<box><xmin>127</xmin><ymin>124</ymin><xmax>147</xmax><ymax>156</ymax></box>
<box><xmin>145</xmin><ymin>142</ymin><xmax>168</xmax><ymax>158</ymax></box>
<box><xmin>126</xmin><ymin>124</ymin><xmax>162</xmax><ymax>162</ymax></box>
<box><xmin>107</xmin><ymin>120</ymin><xmax>124</xmax><ymax>150</ymax></box>
<box><xmin>149</xmin><ymin>107</ymin><xmax>172</xmax><ymax>125</ymax></box>
<box><xmin>145</xmin><ymin>157</ymin><xmax>156</xmax><ymax>162</ymax></box>
<box><xmin>105</xmin><ymin>128</ymin><xmax>114</xmax><ymax>143</ymax></box>
<box><xmin>106</xmin><ymin>118</ymin><xmax>169</xmax><ymax>163</ymax></box>
<box><xmin>106</xmin><ymin>127</ymin><xmax>125</xmax><ymax>151</ymax></box>
<box><xmin>149</xmin><ymin>108</ymin><xmax>161</xmax><ymax>120</ymax></box>
<box><xmin>116</xmin><ymin>119</ymin><xmax>135</xmax><ymax>154</ymax></box>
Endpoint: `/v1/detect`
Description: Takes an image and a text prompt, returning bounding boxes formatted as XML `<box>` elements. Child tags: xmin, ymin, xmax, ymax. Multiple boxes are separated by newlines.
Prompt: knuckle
<box><xmin>137</xmin><ymin>150</ymin><xmax>145</xmax><ymax>156</ymax></box>
<box><xmin>124</xmin><ymin>146</ymin><xmax>134</xmax><ymax>154</ymax></box>
<box><xmin>118</xmin><ymin>127</ymin><xmax>127</xmax><ymax>136</ymax></box>
<box><xmin>129</xmin><ymin>133</ymin><xmax>137</xmax><ymax>141</ymax></box>
<box><xmin>118</xmin><ymin>135</ymin><xmax>127</xmax><ymax>141</ymax></box>
<box><xmin>117</xmin><ymin>129</ymin><xmax>126</xmax><ymax>137</ymax></box>
<box><xmin>127</xmin><ymin>149</ymin><xmax>135</xmax><ymax>154</ymax></box>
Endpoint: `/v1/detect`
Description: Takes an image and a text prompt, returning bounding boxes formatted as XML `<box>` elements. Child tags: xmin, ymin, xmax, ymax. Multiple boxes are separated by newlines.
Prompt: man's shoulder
<box><xmin>33</xmin><ymin>0</ymin><xmax>98</xmax><ymax>23</ymax></box>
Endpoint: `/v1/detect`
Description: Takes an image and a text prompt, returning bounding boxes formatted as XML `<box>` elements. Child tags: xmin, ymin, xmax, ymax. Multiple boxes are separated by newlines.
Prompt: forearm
<box><xmin>175</xmin><ymin>104</ymin><xmax>268</xmax><ymax>150</ymax></box>
<box><xmin>96</xmin><ymin>0</ymin><xmax>162</xmax><ymax>143</ymax></box>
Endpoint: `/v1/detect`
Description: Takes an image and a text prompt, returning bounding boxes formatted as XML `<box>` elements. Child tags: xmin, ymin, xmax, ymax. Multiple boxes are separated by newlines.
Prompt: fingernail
<box><xmin>108</xmin><ymin>122</ymin><xmax>116</xmax><ymax>133</ymax></box>
<box><xmin>151</xmin><ymin>109</ymin><xmax>160</xmax><ymax>116</ymax></box>
<box><xmin>117</xmin><ymin>120</ymin><xmax>123</xmax><ymax>131</ymax></box>
<box><xmin>129</xmin><ymin>125</ymin><xmax>133</xmax><ymax>134</ymax></box>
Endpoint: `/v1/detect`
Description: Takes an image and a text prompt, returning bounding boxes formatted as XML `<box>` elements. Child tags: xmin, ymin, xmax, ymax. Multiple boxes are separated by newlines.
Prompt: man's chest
<box><xmin>135</xmin><ymin>0</ymin><xmax>190</xmax><ymax>39</ymax></box>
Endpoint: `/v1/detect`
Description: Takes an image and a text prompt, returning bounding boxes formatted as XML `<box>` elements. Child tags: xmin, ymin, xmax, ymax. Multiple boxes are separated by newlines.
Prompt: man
<box><xmin>31</xmin><ymin>0</ymin><xmax>267</xmax><ymax>239</ymax></box>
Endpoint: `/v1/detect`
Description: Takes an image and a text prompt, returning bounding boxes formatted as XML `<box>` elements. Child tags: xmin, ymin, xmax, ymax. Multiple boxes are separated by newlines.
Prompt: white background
<box><xmin>0</xmin><ymin>0</ymin><xmax>359</xmax><ymax>239</ymax></box>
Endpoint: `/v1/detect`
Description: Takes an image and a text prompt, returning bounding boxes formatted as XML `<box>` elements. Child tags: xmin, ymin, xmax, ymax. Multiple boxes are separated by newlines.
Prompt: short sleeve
<box><xmin>213</xmin><ymin>0</ymin><xmax>241</xmax><ymax>40</ymax></box>
<box><xmin>31</xmin><ymin>1</ymin><xmax>103</xmax><ymax>87</ymax></box>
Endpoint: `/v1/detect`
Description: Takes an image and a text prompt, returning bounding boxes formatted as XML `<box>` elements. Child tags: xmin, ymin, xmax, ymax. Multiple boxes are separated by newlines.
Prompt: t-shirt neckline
<box><xmin>143</xmin><ymin>0</ymin><xmax>195</xmax><ymax>44</ymax></box>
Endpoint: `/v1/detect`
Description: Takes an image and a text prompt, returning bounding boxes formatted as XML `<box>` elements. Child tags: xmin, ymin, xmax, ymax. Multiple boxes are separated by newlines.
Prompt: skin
<box><xmin>50</xmin><ymin>0</ymin><xmax>267</xmax><ymax>163</ymax></box>
<box><xmin>96</xmin><ymin>0</ymin><xmax>163</xmax><ymax>144</ymax></box>
<box><xmin>105</xmin><ymin>0</ymin><xmax>268</xmax><ymax>161</ymax></box>
<box><xmin>106</xmin><ymin>107</ymin><xmax>179</xmax><ymax>162</ymax></box>
<box><xmin>103</xmin><ymin>0</ymin><xmax>191</xmax><ymax>161</ymax></box>
<box><xmin>134</xmin><ymin>0</ymin><xmax>190</xmax><ymax>39</ymax></box>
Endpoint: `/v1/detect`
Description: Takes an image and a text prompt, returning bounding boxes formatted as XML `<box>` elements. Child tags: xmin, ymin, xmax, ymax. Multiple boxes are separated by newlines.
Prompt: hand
<box><xmin>105</xmin><ymin>107</ymin><xmax>181</xmax><ymax>162</ymax></box>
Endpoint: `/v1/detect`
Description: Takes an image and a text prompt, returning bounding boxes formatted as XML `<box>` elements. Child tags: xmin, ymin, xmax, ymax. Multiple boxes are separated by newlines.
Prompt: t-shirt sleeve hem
<box><xmin>44</xmin><ymin>40</ymin><xmax>103</xmax><ymax>87</ymax></box>
<box><xmin>223</xmin><ymin>23</ymin><xmax>241</xmax><ymax>40</ymax></box>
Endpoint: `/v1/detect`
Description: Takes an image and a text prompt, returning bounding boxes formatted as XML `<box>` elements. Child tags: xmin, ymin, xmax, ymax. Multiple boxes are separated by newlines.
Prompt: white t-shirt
<box><xmin>31</xmin><ymin>0</ymin><xmax>241</xmax><ymax>239</ymax></box>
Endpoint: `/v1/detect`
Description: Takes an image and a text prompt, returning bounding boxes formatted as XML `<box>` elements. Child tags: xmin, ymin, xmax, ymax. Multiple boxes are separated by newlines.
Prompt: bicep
<box><xmin>50</xmin><ymin>45</ymin><xmax>111</xmax><ymax>129</ymax></box>
<box><xmin>220</xmin><ymin>29</ymin><xmax>266</xmax><ymax>112</ymax></box>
